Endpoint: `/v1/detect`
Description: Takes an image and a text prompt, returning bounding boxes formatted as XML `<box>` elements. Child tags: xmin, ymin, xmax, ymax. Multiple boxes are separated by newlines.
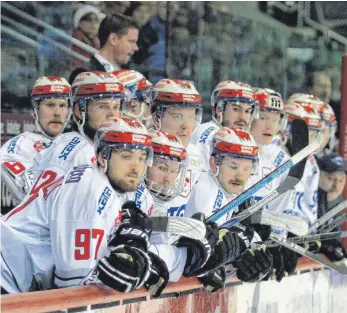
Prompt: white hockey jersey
<box><xmin>0</xmin><ymin>132</ymin><xmax>52</xmax><ymax>203</ymax></box>
<box><xmin>246</xmin><ymin>143</ymin><xmax>290</xmax><ymax>209</ymax></box>
<box><xmin>293</xmin><ymin>155</ymin><xmax>319</xmax><ymax>227</ymax></box>
<box><xmin>1</xmin><ymin>165</ymin><xmax>123</xmax><ymax>293</ymax></box>
<box><xmin>33</xmin><ymin>131</ymin><xmax>96</xmax><ymax>179</ymax></box>
<box><xmin>190</xmin><ymin>121</ymin><xmax>220</xmax><ymax>172</ymax></box>
<box><xmin>1</xmin><ymin>164</ymin><xmax>188</xmax><ymax>292</ymax></box>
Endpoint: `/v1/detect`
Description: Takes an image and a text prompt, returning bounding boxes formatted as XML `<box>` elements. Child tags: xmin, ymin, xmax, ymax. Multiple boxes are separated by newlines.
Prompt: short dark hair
<box><xmin>98</xmin><ymin>13</ymin><xmax>140</xmax><ymax>47</ymax></box>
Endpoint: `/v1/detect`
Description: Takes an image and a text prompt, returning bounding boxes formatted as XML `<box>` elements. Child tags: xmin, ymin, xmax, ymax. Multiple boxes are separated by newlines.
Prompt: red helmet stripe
<box><xmin>102</xmin><ymin>131</ymin><xmax>152</xmax><ymax>146</ymax></box>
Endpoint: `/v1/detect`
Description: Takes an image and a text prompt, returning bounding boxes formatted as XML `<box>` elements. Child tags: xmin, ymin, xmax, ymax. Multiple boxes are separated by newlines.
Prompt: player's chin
<box><xmin>124</xmin><ymin>179</ymin><xmax>141</xmax><ymax>192</ymax></box>
<box><xmin>45</xmin><ymin>124</ymin><xmax>63</xmax><ymax>136</ymax></box>
<box><xmin>261</xmin><ymin>134</ymin><xmax>273</xmax><ymax>145</ymax></box>
<box><xmin>226</xmin><ymin>184</ymin><xmax>244</xmax><ymax>194</ymax></box>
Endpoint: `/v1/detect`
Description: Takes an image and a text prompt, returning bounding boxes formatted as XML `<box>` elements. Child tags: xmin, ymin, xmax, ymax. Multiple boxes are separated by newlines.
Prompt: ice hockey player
<box><xmin>0</xmin><ymin>76</ymin><xmax>71</xmax><ymax>207</ymax></box>
<box><xmin>112</xmin><ymin>69</ymin><xmax>153</xmax><ymax>128</ymax></box>
<box><xmin>248</xmin><ymin>88</ymin><xmax>289</xmax><ymax>201</ymax></box>
<box><xmin>33</xmin><ymin>71</ymin><xmax>125</xmax><ymax>178</ymax></box>
<box><xmin>190</xmin><ymin>80</ymin><xmax>258</xmax><ymax>171</ymax></box>
<box><xmin>247</xmin><ymin>88</ymin><xmax>301</xmax><ymax>281</ymax></box>
<box><xmin>185</xmin><ymin>127</ymin><xmax>274</xmax><ymax>285</ymax></box>
<box><xmin>150</xmin><ymin>79</ymin><xmax>204</xmax><ymax>217</ymax></box>
<box><xmin>144</xmin><ymin>129</ymin><xmax>271</xmax><ymax>291</ymax></box>
<box><xmin>284</xmin><ymin>94</ymin><xmax>323</xmax><ymax>228</ymax></box>
<box><xmin>1</xmin><ymin>117</ymin><xmax>170</xmax><ymax>296</ymax></box>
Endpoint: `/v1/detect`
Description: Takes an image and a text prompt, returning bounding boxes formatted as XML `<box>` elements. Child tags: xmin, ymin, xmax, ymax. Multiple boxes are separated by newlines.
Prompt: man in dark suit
<box><xmin>69</xmin><ymin>13</ymin><xmax>140</xmax><ymax>84</ymax></box>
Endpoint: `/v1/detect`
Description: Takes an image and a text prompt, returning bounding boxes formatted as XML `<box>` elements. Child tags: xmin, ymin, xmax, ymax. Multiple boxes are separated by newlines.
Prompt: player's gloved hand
<box><xmin>319</xmin><ymin>239</ymin><xmax>347</xmax><ymax>262</ymax></box>
<box><xmin>236</xmin><ymin>243</ymin><xmax>273</xmax><ymax>283</ymax></box>
<box><xmin>175</xmin><ymin>213</ymin><xmax>219</xmax><ymax>277</ymax></box>
<box><xmin>197</xmin><ymin>266</ymin><xmax>226</xmax><ymax>293</ymax></box>
<box><xmin>195</xmin><ymin>228</ymin><xmax>240</xmax><ymax>275</ymax></box>
<box><xmin>97</xmin><ymin>244</ymin><xmax>151</xmax><ymax>293</ymax></box>
<box><xmin>303</xmin><ymin>240</ymin><xmax>321</xmax><ymax>253</ymax></box>
<box><xmin>282</xmin><ymin>246</ymin><xmax>299</xmax><ymax>275</ymax></box>
<box><xmin>263</xmin><ymin>245</ymin><xmax>285</xmax><ymax>282</ymax></box>
<box><xmin>112</xmin><ymin>201</ymin><xmax>152</xmax><ymax>252</ymax></box>
<box><xmin>252</xmin><ymin>223</ymin><xmax>272</xmax><ymax>241</ymax></box>
<box><xmin>144</xmin><ymin>251</ymin><xmax>169</xmax><ymax>298</ymax></box>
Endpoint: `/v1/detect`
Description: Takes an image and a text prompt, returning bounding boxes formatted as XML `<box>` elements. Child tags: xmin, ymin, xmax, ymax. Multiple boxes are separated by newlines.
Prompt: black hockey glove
<box><xmin>236</xmin><ymin>243</ymin><xmax>273</xmax><ymax>283</ymax></box>
<box><xmin>198</xmin><ymin>266</ymin><xmax>226</xmax><ymax>293</ymax></box>
<box><xmin>97</xmin><ymin>244</ymin><xmax>151</xmax><ymax>293</ymax></box>
<box><xmin>320</xmin><ymin>239</ymin><xmax>347</xmax><ymax>262</ymax></box>
<box><xmin>282</xmin><ymin>246</ymin><xmax>299</xmax><ymax>275</ymax></box>
<box><xmin>263</xmin><ymin>245</ymin><xmax>285</xmax><ymax>282</ymax></box>
<box><xmin>144</xmin><ymin>252</ymin><xmax>169</xmax><ymax>298</ymax></box>
<box><xmin>252</xmin><ymin>223</ymin><xmax>272</xmax><ymax>242</ymax></box>
<box><xmin>195</xmin><ymin>228</ymin><xmax>240</xmax><ymax>275</ymax></box>
<box><xmin>175</xmin><ymin>213</ymin><xmax>219</xmax><ymax>277</ymax></box>
<box><xmin>112</xmin><ymin>201</ymin><xmax>152</xmax><ymax>252</ymax></box>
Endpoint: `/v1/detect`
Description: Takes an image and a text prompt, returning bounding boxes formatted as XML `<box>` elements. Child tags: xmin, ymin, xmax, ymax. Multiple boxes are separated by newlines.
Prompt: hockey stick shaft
<box><xmin>270</xmin><ymin>236</ymin><xmax>347</xmax><ymax>274</ymax></box>
<box><xmin>308</xmin><ymin>200</ymin><xmax>347</xmax><ymax>234</ymax></box>
<box><xmin>287</xmin><ymin>231</ymin><xmax>347</xmax><ymax>244</ymax></box>
<box><xmin>318</xmin><ymin>215</ymin><xmax>346</xmax><ymax>234</ymax></box>
<box><xmin>207</xmin><ymin>140</ymin><xmax>320</xmax><ymax>224</ymax></box>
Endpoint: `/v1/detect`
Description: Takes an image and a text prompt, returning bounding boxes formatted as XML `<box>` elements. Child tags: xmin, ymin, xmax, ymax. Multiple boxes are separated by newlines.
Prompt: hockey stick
<box><xmin>250</xmin><ymin>210</ymin><xmax>308</xmax><ymax>236</ymax></box>
<box><xmin>270</xmin><ymin>236</ymin><xmax>347</xmax><ymax>274</ymax></box>
<box><xmin>150</xmin><ymin>216</ymin><xmax>206</xmax><ymax>240</ymax></box>
<box><xmin>317</xmin><ymin>214</ymin><xmax>347</xmax><ymax>234</ymax></box>
<box><xmin>308</xmin><ymin>200</ymin><xmax>347</xmax><ymax>234</ymax></box>
<box><xmin>208</xmin><ymin>120</ymin><xmax>317</xmax><ymax>224</ymax></box>
<box><xmin>287</xmin><ymin>230</ymin><xmax>347</xmax><ymax>244</ymax></box>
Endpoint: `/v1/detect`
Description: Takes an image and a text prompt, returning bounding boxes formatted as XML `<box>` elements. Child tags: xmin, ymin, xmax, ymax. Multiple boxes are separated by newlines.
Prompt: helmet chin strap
<box><xmin>74</xmin><ymin>112</ymin><xmax>94</xmax><ymax>145</ymax></box>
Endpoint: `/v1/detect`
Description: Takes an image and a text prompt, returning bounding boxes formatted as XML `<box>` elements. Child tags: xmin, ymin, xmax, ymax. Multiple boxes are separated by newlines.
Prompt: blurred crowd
<box><xmin>1</xmin><ymin>1</ymin><xmax>344</xmax><ymax>130</ymax></box>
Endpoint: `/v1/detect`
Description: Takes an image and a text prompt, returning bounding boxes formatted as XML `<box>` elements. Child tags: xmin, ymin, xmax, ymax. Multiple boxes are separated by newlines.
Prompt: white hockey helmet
<box><xmin>211</xmin><ymin>80</ymin><xmax>258</xmax><ymax>126</ymax></box>
<box><xmin>212</xmin><ymin>127</ymin><xmax>259</xmax><ymax>174</ymax></box>
<box><xmin>145</xmin><ymin>130</ymin><xmax>187</xmax><ymax>201</ymax></box>
<box><xmin>253</xmin><ymin>88</ymin><xmax>288</xmax><ymax>131</ymax></box>
<box><xmin>285</xmin><ymin>94</ymin><xmax>323</xmax><ymax>132</ymax></box>
<box><xmin>31</xmin><ymin>76</ymin><xmax>72</xmax><ymax>138</ymax></box>
<box><xmin>151</xmin><ymin>79</ymin><xmax>203</xmax><ymax>129</ymax></box>
<box><xmin>72</xmin><ymin>72</ymin><xmax>126</xmax><ymax>134</ymax></box>
<box><xmin>287</xmin><ymin>93</ymin><xmax>323</xmax><ymax>106</ymax></box>
<box><xmin>112</xmin><ymin>69</ymin><xmax>152</xmax><ymax>120</ymax></box>
<box><xmin>95</xmin><ymin>117</ymin><xmax>153</xmax><ymax>168</ymax></box>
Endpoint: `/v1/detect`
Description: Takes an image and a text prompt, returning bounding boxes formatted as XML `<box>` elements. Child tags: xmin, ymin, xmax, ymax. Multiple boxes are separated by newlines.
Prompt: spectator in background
<box><xmin>69</xmin><ymin>13</ymin><xmax>140</xmax><ymax>84</ymax></box>
<box><xmin>71</xmin><ymin>4</ymin><xmax>102</xmax><ymax>67</ymax></box>
<box><xmin>105</xmin><ymin>1</ymin><xmax>131</xmax><ymax>15</ymax></box>
<box><xmin>318</xmin><ymin>153</ymin><xmax>347</xmax><ymax>214</ymax></box>
<box><xmin>125</xmin><ymin>2</ymin><xmax>153</xmax><ymax>27</ymax></box>
<box><xmin>132</xmin><ymin>2</ymin><xmax>178</xmax><ymax>83</ymax></box>
<box><xmin>308</xmin><ymin>70</ymin><xmax>332</xmax><ymax>103</ymax></box>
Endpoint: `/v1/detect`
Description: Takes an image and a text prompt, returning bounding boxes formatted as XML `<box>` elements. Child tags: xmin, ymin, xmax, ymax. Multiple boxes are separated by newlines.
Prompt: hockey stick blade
<box><xmin>308</xmin><ymin>200</ymin><xmax>347</xmax><ymax>234</ymax></box>
<box><xmin>150</xmin><ymin>216</ymin><xmax>206</xmax><ymax>240</ymax></box>
<box><xmin>288</xmin><ymin>230</ymin><xmax>347</xmax><ymax>244</ymax></box>
<box><xmin>251</xmin><ymin>210</ymin><xmax>308</xmax><ymax>236</ymax></box>
<box><xmin>208</xmin><ymin>119</ymin><xmax>318</xmax><ymax>224</ymax></box>
<box><xmin>270</xmin><ymin>236</ymin><xmax>347</xmax><ymax>274</ymax></box>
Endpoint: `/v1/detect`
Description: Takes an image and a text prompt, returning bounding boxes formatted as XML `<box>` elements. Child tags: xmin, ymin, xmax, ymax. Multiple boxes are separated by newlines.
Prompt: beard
<box><xmin>83</xmin><ymin>120</ymin><xmax>97</xmax><ymax>142</ymax></box>
<box><xmin>107</xmin><ymin>169</ymin><xmax>142</xmax><ymax>194</ymax></box>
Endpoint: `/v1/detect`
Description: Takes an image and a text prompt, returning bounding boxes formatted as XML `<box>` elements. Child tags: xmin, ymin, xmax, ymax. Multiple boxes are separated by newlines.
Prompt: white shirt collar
<box><xmin>94</xmin><ymin>52</ymin><xmax>119</xmax><ymax>72</ymax></box>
